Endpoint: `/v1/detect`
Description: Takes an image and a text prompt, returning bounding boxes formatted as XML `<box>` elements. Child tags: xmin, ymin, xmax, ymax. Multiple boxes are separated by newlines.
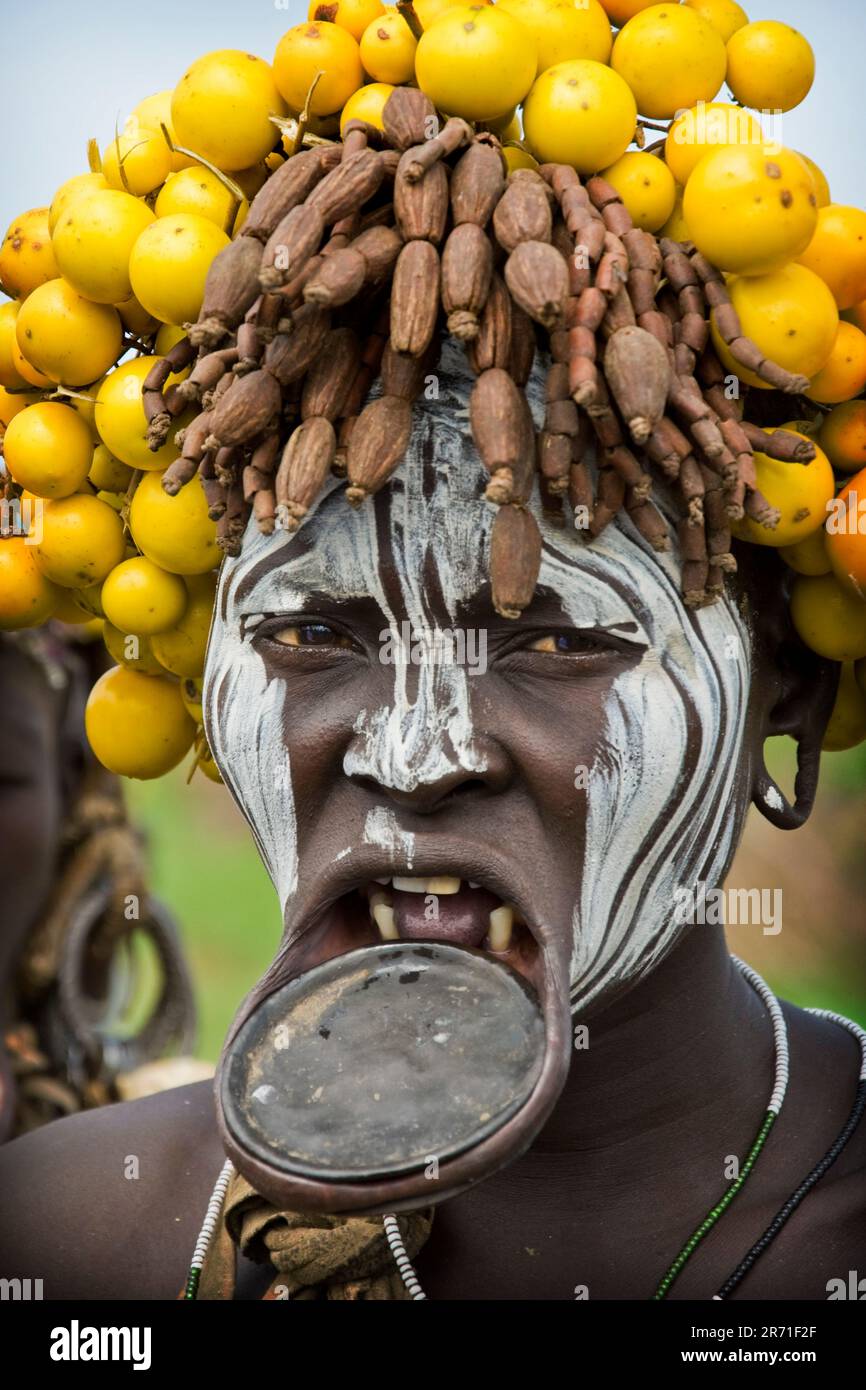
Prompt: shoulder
<box><xmin>0</xmin><ymin>1080</ymin><xmax>225</xmax><ymax>1299</ymax></box>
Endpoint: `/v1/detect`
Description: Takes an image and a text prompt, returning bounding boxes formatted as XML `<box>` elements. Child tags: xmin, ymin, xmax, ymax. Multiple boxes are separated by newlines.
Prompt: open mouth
<box><xmin>216</xmin><ymin>860</ymin><xmax>572</xmax><ymax>1217</ymax></box>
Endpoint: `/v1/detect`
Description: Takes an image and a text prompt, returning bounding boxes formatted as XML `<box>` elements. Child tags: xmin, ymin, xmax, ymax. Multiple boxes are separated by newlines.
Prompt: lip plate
<box><xmin>220</xmin><ymin>941</ymin><xmax>546</xmax><ymax>1182</ymax></box>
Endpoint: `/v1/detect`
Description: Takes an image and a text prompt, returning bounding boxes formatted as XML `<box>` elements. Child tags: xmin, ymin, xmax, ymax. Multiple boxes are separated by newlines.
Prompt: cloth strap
<box><xmin>197</xmin><ymin>1169</ymin><xmax>434</xmax><ymax>1300</ymax></box>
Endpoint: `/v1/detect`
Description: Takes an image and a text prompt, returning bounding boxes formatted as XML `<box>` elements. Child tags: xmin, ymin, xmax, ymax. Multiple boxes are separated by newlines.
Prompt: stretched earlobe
<box><xmin>751</xmin><ymin>655</ymin><xmax>839</xmax><ymax>830</ymax></box>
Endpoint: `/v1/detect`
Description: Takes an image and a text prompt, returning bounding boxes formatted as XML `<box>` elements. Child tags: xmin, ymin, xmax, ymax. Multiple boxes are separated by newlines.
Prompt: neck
<box><xmin>534</xmin><ymin>927</ymin><xmax>774</xmax><ymax>1157</ymax></box>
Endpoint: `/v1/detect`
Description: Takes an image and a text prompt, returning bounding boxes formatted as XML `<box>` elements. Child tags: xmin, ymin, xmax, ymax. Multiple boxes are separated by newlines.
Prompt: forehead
<box><xmin>215</xmin><ymin>342</ymin><xmax>742</xmax><ymax>653</ymax></box>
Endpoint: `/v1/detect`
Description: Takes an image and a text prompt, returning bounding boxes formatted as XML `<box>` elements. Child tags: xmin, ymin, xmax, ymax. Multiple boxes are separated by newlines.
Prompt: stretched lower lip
<box><xmin>215</xmin><ymin>877</ymin><xmax>572</xmax><ymax>1215</ymax></box>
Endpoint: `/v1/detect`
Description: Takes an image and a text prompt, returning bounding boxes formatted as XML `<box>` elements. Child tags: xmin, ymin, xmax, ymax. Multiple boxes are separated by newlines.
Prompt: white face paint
<box><xmin>205</xmin><ymin>340</ymin><xmax>752</xmax><ymax>1015</ymax></box>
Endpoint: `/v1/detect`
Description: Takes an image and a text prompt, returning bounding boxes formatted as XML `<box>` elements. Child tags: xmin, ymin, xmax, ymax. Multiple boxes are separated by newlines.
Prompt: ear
<box><xmin>747</xmin><ymin>589</ymin><xmax>840</xmax><ymax>831</ymax></box>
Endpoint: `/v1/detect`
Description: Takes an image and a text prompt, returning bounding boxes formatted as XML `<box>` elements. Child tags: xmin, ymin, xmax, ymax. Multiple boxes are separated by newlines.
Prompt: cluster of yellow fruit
<box><xmin>2</xmin><ymin>0</ymin><xmax>866</xmax><ymax>773</ymax></box>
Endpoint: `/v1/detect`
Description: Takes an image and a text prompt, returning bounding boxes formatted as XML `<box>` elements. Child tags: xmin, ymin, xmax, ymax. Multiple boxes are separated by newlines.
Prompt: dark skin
<box><xmin>0</xmin><ymin>556</ymin><xmax>863</xmax><ymax>1300</ymax></box>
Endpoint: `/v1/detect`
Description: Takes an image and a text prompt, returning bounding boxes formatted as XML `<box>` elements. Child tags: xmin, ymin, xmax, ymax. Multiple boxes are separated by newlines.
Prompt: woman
<box><xmin>0</xmin><ymin>334</ymin><xmax>863</xmax><ymax>1299</ymax></box>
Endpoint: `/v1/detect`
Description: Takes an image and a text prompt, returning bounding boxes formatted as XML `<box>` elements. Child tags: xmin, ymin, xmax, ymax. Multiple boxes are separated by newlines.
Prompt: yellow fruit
<box><xmin>180</xmin><ymin>675</ymin><xmax>204</xmax><ymax>723</ymax></box>
<box><xmin>484</xmin><ymin>108</ymin><xmax>520</xmax><ymax>138</ymax></box>
<box><xmin>523</xmin><ymin>60</ymin><xmax>636</xmax><ymax>175</ymax></box>
<box><xmin>415</xmin><ymin>6</ymin><xmax>538</xmax><ymax>123</ymax></box>
<box><xmin>0</xmin><ymin>301</ymin><xmax>28</xmax><ymax>390</ymax></box>
<box><xmin>34</xmin><ymin>493</ymin><xmax>126</xmax><ymax>588</ymax></box>
<box><xmin>95</xmin><ymin>358</ymin><xmax>192</xmax><ymax>472</ymax></box>
<box><xmin>790</xmin><ymin>573</ymin><xmax>866</xmax><ymax>663</ymax></box>
<box><xmin>659</xmin><ymin>185</ymin><xmax>690</xmax><ymax>241</ymax></box>
<box><xmin>101</xmin><ymin>555</ymin><xmax>189</xmax><ymax>636</ymax></box>
<box><xmin>0</xmin><ymin>208</ymin><xmax>57</xmax><ymax>299</ymax></box>
<box><xmin>822</xmin><ymin>663</ymin><xmax>866</xmax><ymax>751</ymax></box>
<box><xmin>684</xmin><ymin>145</ymin><xmax>818</xmax><ymax>277</ymax></box>
<box><xmin>197</xmin><ymin>747</ymin><xmax>224</xmax><ymax>784</ymax></box>
<box><xmin>843</xmin><ymin>299</ymin><xmax>866</xmax><ymax>333</ymax></box>
<box><xmin>155</xmin><ymin>168</ymin><xmax>248</xmax><ymax>235</ymax></box>
<box><xmin>127</xmin><ymin>91</ymin><xmax>193</xmax><ymax>173</ymax></box>
<box><xmin>684</xmin><ymin>0</ymin><xmax>747</xmax><ymax>44</ymax></box>
<box><xmin>819</xmin><ymin>401</ymin><xmax>866</xmax><ymax>475</ymax></box>
<box><xmin>274</xmin><ymin>23</ymin><xmax>363</xmax><ymax>117</ymax></box>
<box><xmin>825</xmin><ymin>468</ymin><xmax>866</xmax><ymax>601</ymax></box>
<box><xmin>154</xmin><ymin>323</ymin><xmax>188</xmax><ymax>356</ymax></box>
<box><xmin>129</xmin><ymin>214</ymin><xmax>230</xmax><ymax>326</ymax></box>
<box><xmin>14</xmin><ymin>279</ymin><xmax>122</xmax><ymax>387</ymax></box>
<box><xmin>726</xmin><ymin>21</ymin><xmax>814</xmax><ymax>114</ymax></box>
<box><xmin>129</xmin><ymin>471</ymin><xmax>220</xmax><ymax>576</ymax></box>
<box><xmin>796</xmin><ymin>205</ymin><xmax>866</xmax><ymax>312</ymax></box>
<box><xmin>779</xmin><ymin>527</ymin><xmax>831</xmax><ymax>578</ymax></box>
<box><xmin>664</xmin><ymin>103</ymin><xmax>764</xmax><ymax>188</ymax></box>
<box><xmin>102</xmin><ymin>130</ymin><xmax>172</xmax><ymax>197</ymax></box>
<box><xmin>0</xmin><ymin>538</ymin><xmax>59</xmax><ymax>630</ymax></box>
<box><xmin>600</xmin><ymin>151</ymin><xmax>676</xmax><ymax>233</ymax></box>
<box><xmin>11</xmin><ymin>341</ymin><xmax>52</xmax><ymax>389</ymax></box>
<box><xmin>3</xmin><ymin>401</ymin><xmax>93</xmax><ymax>498</ymax></box>
<box><xmin>359</xmin><ymin>11</ymin><xmax>418</xmax><ymax>85</ymax></box>
<box><xmin>611</xmin><ymin>5</ymin><xmax>726</xmax><ymax>120</ymax></box>
<box><xmin>0</xmin><ymin>385</ymin><xmax>37</xmax><ymax>435</ymax></box>
<box><xmin>797</xmin><ymin>153</ymin><xmax>830</xmax><ymax>209</ymax></box>
<box><xmin>502</xmin><ymin>146</ymin><xmax>539</xmax><ymax>174</ymax></box>
<box><xmin>52</xmin><ymin>590</ymin><xmax>100</xmax><ymax>627</ymax></box>
<box><xmin>103</xmin><ymin>621</ymin><xmax>164</xmax><ymax>673</ymax></box>
<box><xmin>89</xmin><ymin>443</ymin><xmax>134</xmax><ymax>492</ymax></box>
<box><xmin>807</xmin><ymin>322</ymin><xmax>866</xmax><ymax>405</ymax></box>
<box><xmin>339</xmin><ymin>83</ymin><xmax>395</xmax><ymax>135</ymax></box>
<box><xmin>48</xmin><ymin>173</ymin><xmax>109</xmax><ymax>234</ymax></box>
<box><xmin>85</xmin><ymin>666</ymin><xmax>196</xmax><ymax>779</ymax></box>
<box><xmin>307</xmin><ymin>0</ymin><xmax>385</xmax><ymax>41</ymax></box>
<box><xmin>115</xmin><ymin>295</ymin><xmax>159</xmax><ymax>337</ymax></box>
<box><xmin>731</xmin><ymin>433</ymin><xmax>835</xmax><ymax>549</ymax></box>
<box><xmin>151</xmin><ymin>572</ymin><xmax>218</xmax><ymax>677</ymax></box>
<box><xmin>52</xmin><ymin>189</ymin><xmax>155</xmax><ymax>304</ymax></box>
<box><xmin>599</xmin><ymin>0</ymin><xmax>660</xmax><ymax>19</ymax></box>
<box><xmin>172</xmin><ymin>50</ymin><xmax>286</xmax><ymax>172</ymax></box>
<box><xmin>711</xmin><ymin>265</ymin><xmax>838</xmax><ymax>389</ymax></box>
<box><xmin>496</xmin><ymin>0</ymin><xmax>612</xmax><ymax>72</ymax></box>
<box><xmin>415</xmin><ymin>0</ymin><xmax>491</xmax><ymax>23</ymax></box>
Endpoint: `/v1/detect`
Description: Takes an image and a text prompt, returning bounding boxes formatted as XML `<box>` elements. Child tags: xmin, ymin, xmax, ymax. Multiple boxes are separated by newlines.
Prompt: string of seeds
<box><xmin>141</xmin><ymin>87</ymin><xmax>817</xmax><ymax>618</ymax></box>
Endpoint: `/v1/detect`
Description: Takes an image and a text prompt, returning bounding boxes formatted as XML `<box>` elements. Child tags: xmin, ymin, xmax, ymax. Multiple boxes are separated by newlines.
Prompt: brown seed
<box><xmin>470</xmin><ymin>367</ymin><xmax>527</xmax><ymax>504</ymax></box>
<box><xmin>441</xmin><ymin>223</ymin><xmax>493</xmax><ymax>341</ymax></box>
<box><xmin>493</xmin><ymin>177</ymin><xmax>553</xmax><ymax>253</ymax></box>
<box><xmin>490</xmin><ymin>504</ymin><xmax>542</xmax><ymax>619</ymax></box>
<box><xmin>467</xmin><ymin>272</ymin><xmax>512</xmax><ymax>373</ymax></box>
<box><xmin>259</xmin><ymin>203</ymin><xmax>326</xmax><ymax>291</ymax></box>
<box><xmin>264</xmin><ymin>305</ymin><xmax>331</xmax><ymax>386</ymax></box>
<box><xmin>380</xmin><ymin>338</ymin><xmax>436</xmax><ymax>401</ymax></box>
<box><xmin>275</xmin><ymin>416</ymin><xmax>337</xmax><ymax>530</ymax></box>
<box><xmin>509</xmin><ymin>302</ymin><xmax>536</xmax><ymax>386</ymax></box>
<box><xmin>301</xmin><ymin>327</ymin><xmax>361</xmax><ymax>420</ymax></box>
<box><xmin>394</xmin><ymin>151</ymin><xmax>449</xmax><ymax>243</ymax></box>
<box><xmin>504</xmin><ymin>241</ymin><xmax>569</xmax><ymax>329</ymax></box>
<box><xmin>346</xmin><ymin>394</ymin><xmax>413</xmax><ymax>503</ymax></box>
<box><xmin>382</xmin><ymin>86</ymin><xmax>438</xmax><ymax>152</ymax></box>
<box><xmin>190</xmin><ymin>235</ymin><xmax>265</xmax><ymax>348</ymax></box>
<box><xmin>242</xmin><ymin>147</ymin><xmax>332</xmax><ymax>243</ymax></box>
<box><xmin>603</xmin><ymin>325</ymin><xmax>672</xmax><ymax>445</ymax></box>
<box><xmin>351</xmin><ymin>223</ymin><xmax>402</xmax><ymax>281</ymax></box>
<box><xmin>205</xmin><ymin>369</ymin><xmax>281</xmax><ymax>450</ymax></box>
<box><xmin>390</xmin><ymin>240</ymin><xmax>441</xmax><ymax>357</ymax></box>
<box><xmin>305</xmin><ymin>146</ymin><xmax>385</xmax><ymax>227</ymax></box>
<box><xmin>450</xmin><ymin>142</ymin><xmax>506</xmax><ymax>227</ymax></box>
<box><xmin>303</xmin><ymin>246</ymin><xmax>367</xmax><ymax>307</ymax></box>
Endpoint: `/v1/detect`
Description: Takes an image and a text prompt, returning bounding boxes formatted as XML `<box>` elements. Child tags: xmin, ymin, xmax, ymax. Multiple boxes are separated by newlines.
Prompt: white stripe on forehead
<box><xmin>205</xmin><ymin>339</ymin><xmax>753</xmax><ymax>1008</ymax></box>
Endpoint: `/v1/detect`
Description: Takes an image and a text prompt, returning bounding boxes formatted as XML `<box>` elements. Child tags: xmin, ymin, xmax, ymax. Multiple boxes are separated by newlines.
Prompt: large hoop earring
<box><xmin>752</xmin><ymin>726</ymin><xmax>823</xmax><ymax>830</ymax></box>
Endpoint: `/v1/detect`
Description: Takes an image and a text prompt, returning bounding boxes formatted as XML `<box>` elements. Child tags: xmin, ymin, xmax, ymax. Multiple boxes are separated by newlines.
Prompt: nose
<box><xmin>345</xmin><ymin>732</ymin><xmax>514</xmax><ymax>815</ymax></box>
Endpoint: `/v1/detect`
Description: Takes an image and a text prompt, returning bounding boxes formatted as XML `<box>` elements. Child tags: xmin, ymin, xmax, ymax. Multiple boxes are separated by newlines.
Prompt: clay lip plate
<box><xmin>220</xmin><ymin>941</ymin><xmax>546</xmax><ymax>1183</ymax></box>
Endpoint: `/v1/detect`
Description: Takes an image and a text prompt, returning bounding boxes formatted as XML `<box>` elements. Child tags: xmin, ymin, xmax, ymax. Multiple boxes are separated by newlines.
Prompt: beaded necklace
<box><xmin>186</xmin><ymin>958</ymin><xmax>866</xmax><ymax>1301</ymax></box>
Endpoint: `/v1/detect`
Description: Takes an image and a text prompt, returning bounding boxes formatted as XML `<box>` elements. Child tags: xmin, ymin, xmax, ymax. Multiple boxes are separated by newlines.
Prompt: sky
<box><xmin>0</xmin><ymin>0</ymin><xmax>863</xmax><ymax>236</ymax></box>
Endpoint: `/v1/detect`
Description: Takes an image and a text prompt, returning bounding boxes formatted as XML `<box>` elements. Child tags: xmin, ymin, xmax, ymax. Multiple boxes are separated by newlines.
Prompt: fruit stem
<box><xmin>120</xmin><ymin>469</ymin><xmax>143</xmax><ymax>539</ymax></box>
<box><xmin>87</xmin><ymin>138</ymin><xmax>102</xmax><ymax>173</ymax></box>
<box><xmin>397</xmin><ymin>0</ymin><xmax>424</xmax><ymax>40</ymax></box>
<box><xmin>158</xmin><ymin>123</ymin><xmax>246</xmax><ymax>226</ymax></box>
<box><xmin>269</xmin><ymin>113</ymin><xmax>333</xmax><ymax>152</ymax></box>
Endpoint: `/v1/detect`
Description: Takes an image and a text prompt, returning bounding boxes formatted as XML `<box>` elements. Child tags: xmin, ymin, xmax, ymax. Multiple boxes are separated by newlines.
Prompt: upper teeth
<box><xmin>389</xmin><ymin>876</ymin><xmax>462</xmax><ymax>894</ymax></box>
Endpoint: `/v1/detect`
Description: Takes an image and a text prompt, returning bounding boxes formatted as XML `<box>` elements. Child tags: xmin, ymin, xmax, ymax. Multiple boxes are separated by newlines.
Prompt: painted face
<box><xmin>206</xmin><ymin>341</ymin><xmax>756</xmax><ymax>1209</ymax></box>
<box><xmin>206</xmin><ymin>340</ymin><xmax>752</xmax><ymax>1015</ymax></box>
